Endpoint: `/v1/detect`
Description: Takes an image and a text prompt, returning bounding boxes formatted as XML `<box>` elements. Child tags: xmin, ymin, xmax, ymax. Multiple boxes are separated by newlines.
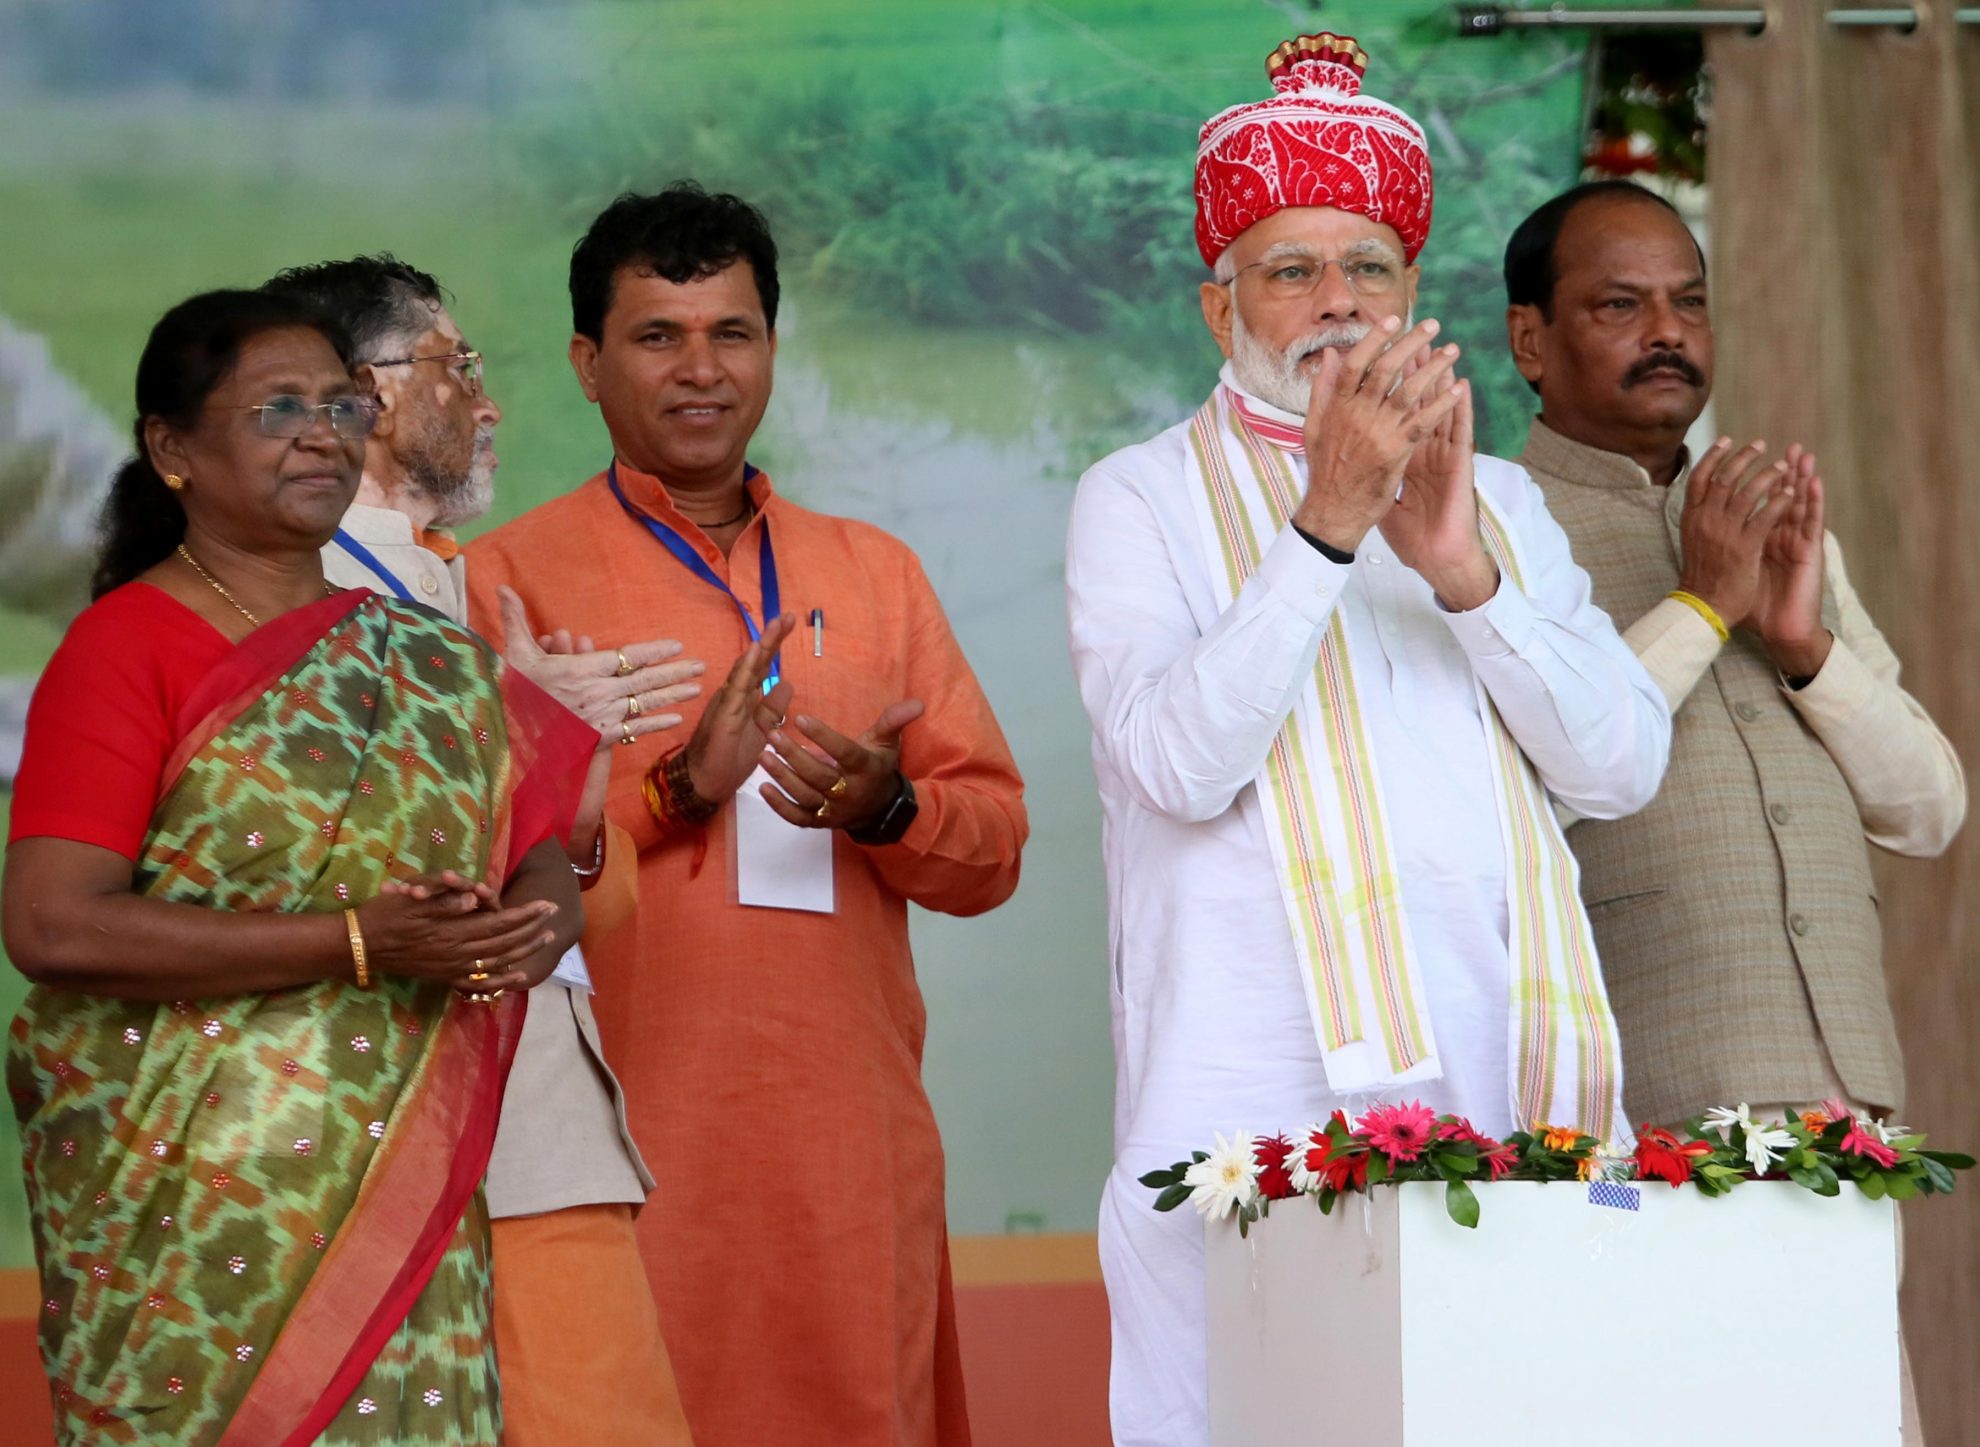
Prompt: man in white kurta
<box><xmin>1067</xmin><ymin>32</ymin><xmax>1670</xmax><ymax>1447</ymax></box>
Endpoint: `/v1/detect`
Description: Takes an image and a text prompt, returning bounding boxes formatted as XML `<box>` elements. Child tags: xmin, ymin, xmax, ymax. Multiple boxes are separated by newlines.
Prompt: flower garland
<box><xmin>1140</xmin><ymin>1100</ymin><xmax>1973</xmax><ymax>1233</ymax></box>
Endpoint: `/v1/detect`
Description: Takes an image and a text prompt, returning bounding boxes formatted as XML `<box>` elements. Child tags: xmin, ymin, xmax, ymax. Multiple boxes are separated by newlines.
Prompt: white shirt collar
<box><xmin>336</xmin><ymin>499</ymin><xmax>421</xmax><ymax>546</ymax></box>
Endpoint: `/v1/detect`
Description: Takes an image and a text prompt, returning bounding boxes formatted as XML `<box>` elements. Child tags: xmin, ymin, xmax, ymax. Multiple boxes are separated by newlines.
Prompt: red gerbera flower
<box><xmin>1253</xmin><ymin>1133</ymin><xmax>1299</xmax><ymax>1200</ymax></box>
<box><xmin>1633</xmin><ymin>1125</ymin><xmax>1712</xmax><ymax>1187</ymax></box>
<box><xmin>1299</xmin><ymin>1120</ymin><xmax>1370</xmax><ymax>1193</ymax></box>
<box><xmin>1839</xmin><ymin>1121</ymin><xmax>1899</xmax><ymax>1169</ymax></box>
<box><xmin>1356</xmin><ymin>1101</ymin><xmax>1437</xmax><ymax>1164</ymax></box>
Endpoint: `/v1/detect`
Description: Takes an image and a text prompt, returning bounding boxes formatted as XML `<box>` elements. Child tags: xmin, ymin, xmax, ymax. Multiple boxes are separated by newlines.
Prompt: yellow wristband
<box><xmin>1667</xmin><ymin>589</ymin><xmax>1730</xmax><ymax>644</ymax></box>
<box><xmin>343</xmin><ymin>907</ymin><xmax>372</xmax><ymax>990</ymax></box>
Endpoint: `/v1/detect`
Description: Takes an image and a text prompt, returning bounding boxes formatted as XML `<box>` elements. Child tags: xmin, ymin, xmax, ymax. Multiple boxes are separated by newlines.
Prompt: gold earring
<box><xmin>164</xmin><ymin>474</ymin><xmax>187</xmax><ymax>491</ymax></box>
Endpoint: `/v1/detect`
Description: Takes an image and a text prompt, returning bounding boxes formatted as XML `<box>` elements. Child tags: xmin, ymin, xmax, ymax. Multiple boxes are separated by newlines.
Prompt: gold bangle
<box><xmin>1667</xmin><ymin>589</ymin><xmax>1730</xmax><ymax>644</ymax></box>
<box><xmin>344</xmin><ymin>907</ymin><xmax>372</xmax><ymax>989</ymax></box>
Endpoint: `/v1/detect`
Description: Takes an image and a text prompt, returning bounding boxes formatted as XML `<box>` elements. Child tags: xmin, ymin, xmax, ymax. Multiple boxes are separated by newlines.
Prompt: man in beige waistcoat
<box><xmin>1504</xmin><ymin>181</ymin><xmax>1964</xmax><ymax>1441</ymax></box>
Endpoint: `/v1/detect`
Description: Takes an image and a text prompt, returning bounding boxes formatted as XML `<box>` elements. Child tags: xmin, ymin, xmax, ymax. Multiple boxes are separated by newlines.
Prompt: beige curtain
<box><xmin>1709</xmin><ymin>2</ymin><xmax>1980</xmax><ymax>1438</ymax></box>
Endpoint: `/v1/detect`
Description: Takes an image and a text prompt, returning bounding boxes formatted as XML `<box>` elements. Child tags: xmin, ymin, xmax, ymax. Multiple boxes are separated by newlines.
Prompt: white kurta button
<box><xmin>419</xmin><ymin>574</ymin><xmax>439</xmax><ymax>595</ymax></box>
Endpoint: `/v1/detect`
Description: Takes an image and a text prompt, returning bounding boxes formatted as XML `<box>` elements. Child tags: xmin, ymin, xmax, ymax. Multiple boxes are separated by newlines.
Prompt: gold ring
<box><xmin>827</xmin><ymin>777</ymin><xmax>849</xmax><ymax>800</ymax></box>
<box><xmin>614</xmin><ymin>648</ymin><xmax>634</xmax><ymax>677</ymax></box>
<box><xmin>814</xmin><ymin>801</ymin><xmax>833</xmax><ymax>823</ymax></box>
<box><xmin>620</xmin><ymin>719</ymin><xmax>637</xmax><ymax>746</ymax></box>
<box><xmin>625</xmin><ymin>694</ymin><xmax>643</xmax><ymax>719</ymax></box>
<box><xmin>467</xmin><ymin>989</ymin><xmax>506</xmax><ymax>1005</ymax></box>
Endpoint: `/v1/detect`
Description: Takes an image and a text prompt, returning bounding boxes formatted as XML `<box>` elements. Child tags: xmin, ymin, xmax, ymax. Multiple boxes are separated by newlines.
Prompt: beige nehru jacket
<box><xmin>1520</xmin><ymin>422</ymin><xmax>1965</xmax><ymax>1125</ymax></box>
<box><xmin>323</xmin><ymin>502</ymin><xmax>654</xmax><ymax>1215</ymax></box>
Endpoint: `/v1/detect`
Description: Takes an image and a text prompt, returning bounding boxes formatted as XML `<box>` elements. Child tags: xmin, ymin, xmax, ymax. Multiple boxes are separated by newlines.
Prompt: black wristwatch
<box><xmin>848</xmin><ymin>774</ymin><xmax>918</xmax><ymax>847</ymax></box>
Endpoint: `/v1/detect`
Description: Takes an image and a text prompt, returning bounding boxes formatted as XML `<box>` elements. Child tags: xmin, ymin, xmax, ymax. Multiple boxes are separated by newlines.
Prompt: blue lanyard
<box><xmin>606</xmin><ymin>461</ymin><xmax>781</xmax><ymax>691</ymax></box>
<box><xmin>330</xmin><ymin>529</ymin><xmax>419</xmax><ymax>603</ymax></box>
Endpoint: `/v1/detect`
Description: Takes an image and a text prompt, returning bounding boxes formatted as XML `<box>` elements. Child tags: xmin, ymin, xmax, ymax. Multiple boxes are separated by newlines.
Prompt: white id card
<box><xmin>549</xmin><ymin>944</ymin><xmax>594</xmax><ymax>993</ymax></box>
<box><xmin>735</xmin><ymin>766</ymin><xmax>836</xmax><ymax>913</ymax></box>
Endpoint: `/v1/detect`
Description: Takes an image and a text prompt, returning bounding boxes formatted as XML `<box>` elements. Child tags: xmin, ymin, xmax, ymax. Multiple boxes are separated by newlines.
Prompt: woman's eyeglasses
<box><xmin>230</xmin><ymin>394</ymin><xmax>381</xmax><ymax>439</ymax></box>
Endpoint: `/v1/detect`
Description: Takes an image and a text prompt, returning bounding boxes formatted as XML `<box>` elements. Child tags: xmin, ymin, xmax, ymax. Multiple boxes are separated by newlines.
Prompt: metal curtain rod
<box><xmin>1456</xmin><ymin>6</ymin><xmax>1980</xmax><ymax>35</ymax></box>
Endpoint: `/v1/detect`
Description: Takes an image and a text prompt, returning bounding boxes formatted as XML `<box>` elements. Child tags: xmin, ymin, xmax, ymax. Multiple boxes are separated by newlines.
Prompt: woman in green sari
<box><xmin>3</xmin><ymin>290</ymin><xmax>596</xmax><ymax>1445</ymax></box>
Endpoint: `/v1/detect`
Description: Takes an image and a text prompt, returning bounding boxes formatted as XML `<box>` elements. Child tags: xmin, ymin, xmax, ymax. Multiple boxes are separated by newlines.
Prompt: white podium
<box><xmin>1206</xmin><ymin>1182</ymin><xmax>1900</xmax><ymax>1446</ymax></box>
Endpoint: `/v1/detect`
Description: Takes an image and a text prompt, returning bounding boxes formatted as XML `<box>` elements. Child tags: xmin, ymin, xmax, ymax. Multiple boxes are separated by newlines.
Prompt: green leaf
<box><xmin>1367</xmin><ymin>1154</ymin><xmax>1392</xmax><ymax>1186</ymax></box>
<box><xmin>1858</xmin><ymin>1172</ymin><xmax>1888</xmax><ymax>1201</ymax></box>
<box><xmin>1884</xmin><ymin>1173</ymin><xmax>1919</xmax><ymax>1202</ymax></box>
<box><xmin>1921</xmin><ymin>1150</ymin><xmax>1976</xmax><ymax>1171</ymax></box>
<box><xmin>1445</xmin><ymin>1178</ymin><xmax>1480</xmax><ymax>1230</ymax></box>
<box><xmin>1318</xmin><ymin>1189</ymin><xmax>1338</xmax><ymax>1217</ymax></box>
<box><xmin>1787</xmin><ymin>1165</ymin><xmax>1824</xmax><ymax>1192</ymax></box>
<box><xmin>1813</xmin><ymin>1161</ymin><xmax>1842</xmax><ymax>1197</ymax></box>
<box><xmin>1920</xmin><ymin>1157</ymin><xmax>1957</xmax><ymax>1194</ymax></box>
<box><xmin>1138</xmin><ymin>1166</ymin><xmax>1182</xmax><ymax>1189</ymax></box>
<box><xmin>1153</xmin><ymin>1183</ymin><xmax>1193</xmax><ymax>1213</ymax></box>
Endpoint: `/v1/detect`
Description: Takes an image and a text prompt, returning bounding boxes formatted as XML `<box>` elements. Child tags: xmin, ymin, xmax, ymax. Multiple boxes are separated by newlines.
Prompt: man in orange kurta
<box><xmin>466</xmin><ymin>183</ymin><xmax>1027</xmax><ymax>1446</ymax></box>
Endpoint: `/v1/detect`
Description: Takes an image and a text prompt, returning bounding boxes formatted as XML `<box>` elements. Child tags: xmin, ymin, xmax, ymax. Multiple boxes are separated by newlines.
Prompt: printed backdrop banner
<box><xmin>0</xmin><ymin>0</ymin><xmax>1585</xmax><ymax>1256</ymax></box>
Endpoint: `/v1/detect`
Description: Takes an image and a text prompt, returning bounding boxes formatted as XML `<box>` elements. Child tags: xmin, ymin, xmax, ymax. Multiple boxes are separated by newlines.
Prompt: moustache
<box><xmin>1623</xmin><ymin>351</ymin><xmax>1705</xmax><ymax>389</ymax></box>
<box><xmin>1292</xmin><ymin>326</ymin><xmax>1373</xmax><ymax>363</ymax></box>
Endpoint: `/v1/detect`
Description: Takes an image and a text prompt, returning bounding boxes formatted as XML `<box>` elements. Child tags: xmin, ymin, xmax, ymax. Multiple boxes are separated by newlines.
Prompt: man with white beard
<box><xmin>1064</xmin><ymin>33</ymin><xmax>1671</xmax><ymax>1446</ymax></box>
<box><xmin>265</xmin><ymin>255</ymin><xmax>702</xmax><ymax>1443</ymax></box>
<box><xmin>266</xmin><ymin>254</ymin><xmax>498</xmax><ymax>614</ymax></box>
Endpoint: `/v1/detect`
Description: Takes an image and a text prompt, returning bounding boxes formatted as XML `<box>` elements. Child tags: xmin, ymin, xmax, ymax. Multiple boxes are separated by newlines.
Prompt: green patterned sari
<box><xmin>8</xmin><ymin>590</ymin><xmax>591</xmax><ymax>1446</ymax></box>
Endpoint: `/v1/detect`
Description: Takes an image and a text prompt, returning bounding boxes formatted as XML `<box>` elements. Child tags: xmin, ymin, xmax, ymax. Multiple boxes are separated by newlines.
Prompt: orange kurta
<box><xmin>466</xmin><ymin>464</ymin><xmax>1026</xmax><ymax>1447</ymax></box>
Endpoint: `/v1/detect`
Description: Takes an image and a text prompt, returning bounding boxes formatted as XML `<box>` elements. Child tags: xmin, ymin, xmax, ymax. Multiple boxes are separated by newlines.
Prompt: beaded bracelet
<box><xmin>641</xmin><ymin>747</ymin><xmax>721</xmax><ymax>834</ymax></box>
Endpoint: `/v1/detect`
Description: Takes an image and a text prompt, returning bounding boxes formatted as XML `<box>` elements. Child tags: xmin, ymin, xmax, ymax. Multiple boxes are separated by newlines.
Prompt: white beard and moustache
<box><xmin>1228</xmin><ymin>304</ymin><xmax>1373</xmax><ymax>416</ymax></box>
<box><xmin>1227</xmin><ymin>296</ymin><xmax>1416</xmax><ymax>417</ymax></box>
<box><xmin>405</xmin><ymin>421</ymin><xmax>496</xmax><ymax>528</ymax></box>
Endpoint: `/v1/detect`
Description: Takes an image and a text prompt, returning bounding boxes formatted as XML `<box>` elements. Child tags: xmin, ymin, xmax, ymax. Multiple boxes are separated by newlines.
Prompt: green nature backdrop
<box><xmin>0</xmin><ymin>0</ymin><xmax>1587</xmax><ymax>1261</ymax></box>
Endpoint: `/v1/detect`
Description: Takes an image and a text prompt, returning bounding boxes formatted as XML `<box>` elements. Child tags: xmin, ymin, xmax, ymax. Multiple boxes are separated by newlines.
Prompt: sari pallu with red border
<box><xmin>7</xmin><ymin>590</ymin><xmax>592</xmax><ymax>1446</ymax></box>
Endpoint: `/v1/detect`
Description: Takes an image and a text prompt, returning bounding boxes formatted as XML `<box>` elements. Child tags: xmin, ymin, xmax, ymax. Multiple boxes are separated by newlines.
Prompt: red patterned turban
<box><xmin>1194</xmin><ymin>32</ymin><xmax>1434</xmax><ymax>269</ymax></box>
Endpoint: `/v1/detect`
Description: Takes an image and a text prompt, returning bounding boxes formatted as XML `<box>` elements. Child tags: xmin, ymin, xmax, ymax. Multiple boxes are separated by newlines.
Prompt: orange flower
<box><xmin>1538</xmin><ymin>1124</ymin><xmax>1583</xmax><ymax>1153</ymax></box>
<box><xmin>1800</xmin><ymin>1110</ymin><xmax>1833</xmax><ymax>1133</ymax></box>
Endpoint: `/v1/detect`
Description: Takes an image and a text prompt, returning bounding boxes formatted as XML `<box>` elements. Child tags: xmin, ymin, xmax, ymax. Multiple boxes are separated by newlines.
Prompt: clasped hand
<box><xmin>678</xmin><ymin>612</ymin><xmax>922</xmax><ymax>832</ymax></box>
<box><xmin>1292</xmin><ymin>316</ymin><xmax>1495</xmax><ymax>610</ymax></box>
<box><xmin>1678</xmin><ymin>438</ymin><xmax>1830</xmax><ymax>674</ymax></box>
<box><xmin>356</xmin><ymin>871</ymin><xmax>560</xmax><ymax>994</ymax></box>
<box><xmin>498</xmin><ymin>586</ymin><xmax>704</xmax><ymax>748</ymax></box>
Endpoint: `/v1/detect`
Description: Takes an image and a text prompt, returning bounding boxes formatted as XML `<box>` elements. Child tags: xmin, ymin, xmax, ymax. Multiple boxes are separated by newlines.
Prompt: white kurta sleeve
<box><xmin>1066</xmin><ymin>456</ymin><xmax>1349</xmax><ymax>823</ymax></box>
<box><xmin>1438</xmin><ymin>465</ymin><xmax>1671</xmax><ymax>820</ymax></box>
<box><xmin>1784</xmin><ymin>534</ymin><xmax>1966</xmax><ymax>856</ymax></box>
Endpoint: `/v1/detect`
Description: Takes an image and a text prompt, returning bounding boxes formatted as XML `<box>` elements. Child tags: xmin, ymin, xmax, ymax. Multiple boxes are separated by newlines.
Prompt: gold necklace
<box><xmin>176</xmin><ymin>544</ymin><xmax>332</xmax><ymax>627</ymax></box>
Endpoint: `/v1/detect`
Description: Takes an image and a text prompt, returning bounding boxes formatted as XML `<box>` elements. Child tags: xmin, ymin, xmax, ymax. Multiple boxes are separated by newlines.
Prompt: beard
<box><xmin>1228</xmin><ymin>305</ymin><xmax>1375</xmax><ymax>416</ymax></box>
<box><xmin>404</xmin><ymin>420</ymin><xmax>496</xmax><ymax>528</ymax></box>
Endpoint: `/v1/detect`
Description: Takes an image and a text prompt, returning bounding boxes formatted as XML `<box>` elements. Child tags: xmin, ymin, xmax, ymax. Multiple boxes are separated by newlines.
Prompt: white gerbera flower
<box><xmin>1703</xmin><ymin>1103</ymin><xmax>1753</xmax><ymax>1142</ymax></box>
<box><xmin>1869</xmin><ymin>1117</ymin><xmax>1912</xmax><ymax>1145</ymax></box>
<box><xmin>1183</xmin><ymin>1131</ymin><xmax>1260</xmax><ymax>1220</ymax></box>
<box><xmin>1743</xmin><ymin>1121</ymin><xmax>1796</xmax><ymax>1174</ymax></box>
